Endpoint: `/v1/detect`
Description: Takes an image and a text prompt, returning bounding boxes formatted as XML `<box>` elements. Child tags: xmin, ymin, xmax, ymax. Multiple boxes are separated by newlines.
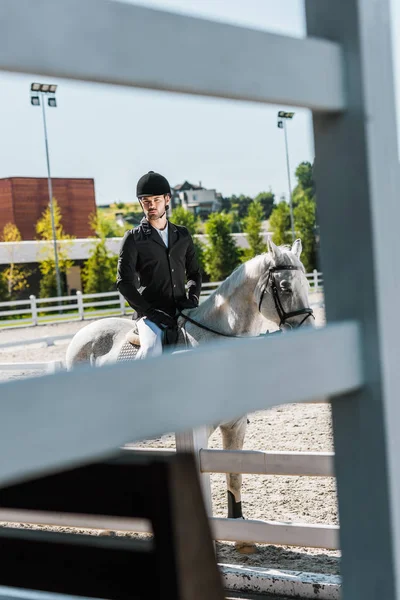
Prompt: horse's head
<box><xmin>255</xmin><ymin>238</ymin><xmax>314</xmax><ymax>330</ymax></box>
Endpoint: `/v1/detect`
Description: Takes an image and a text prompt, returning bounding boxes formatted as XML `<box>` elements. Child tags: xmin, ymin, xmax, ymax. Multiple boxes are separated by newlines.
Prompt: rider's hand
<box><xmin>189</xmin><ymin>292</ymin><xmax>199</xmax><ymax>307</ymax></box>
<box><xmin>146</xmin><ymin>308</ymin><xmax>176</xmax><ymax>330</ymax></box>
<box><xmin>179</xmin><ymin>294</ymin><xmax>199</xmax><ymax>310</ymax></box>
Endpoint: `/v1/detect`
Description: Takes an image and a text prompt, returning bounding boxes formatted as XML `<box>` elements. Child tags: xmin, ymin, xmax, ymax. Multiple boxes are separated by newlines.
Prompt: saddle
<box><xmin>125</xmin><ymin>321</ymin><xmax>179</xmax><ymax>349</ymax></box>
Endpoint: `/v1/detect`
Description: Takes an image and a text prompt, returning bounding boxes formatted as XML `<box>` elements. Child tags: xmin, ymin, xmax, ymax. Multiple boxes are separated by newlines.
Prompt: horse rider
<box><xmin>116</xmin><ymin>170</ymin><xmax>202</xmax><ymax>359</ymax></box>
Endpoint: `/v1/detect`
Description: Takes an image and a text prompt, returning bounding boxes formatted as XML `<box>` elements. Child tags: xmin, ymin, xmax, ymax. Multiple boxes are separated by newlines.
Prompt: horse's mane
<box><xmin>196</xmin><ymin>246</ymin><xmax>304</xmax><ymax>318</ymax></box>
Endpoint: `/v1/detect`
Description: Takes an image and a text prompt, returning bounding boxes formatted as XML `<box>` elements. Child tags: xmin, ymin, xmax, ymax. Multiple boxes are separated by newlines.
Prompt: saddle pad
<box><xmin>117</xmin><ymin>340</ymin><xmax>138</xmax><ymax>362</ymax></box>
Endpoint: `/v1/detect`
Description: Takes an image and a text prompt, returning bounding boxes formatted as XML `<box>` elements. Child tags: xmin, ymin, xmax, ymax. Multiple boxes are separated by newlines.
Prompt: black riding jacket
<box><xmin>116</xmin><ymin>218</ymin><xmax>202</xmax><ymax>318</ymax></box>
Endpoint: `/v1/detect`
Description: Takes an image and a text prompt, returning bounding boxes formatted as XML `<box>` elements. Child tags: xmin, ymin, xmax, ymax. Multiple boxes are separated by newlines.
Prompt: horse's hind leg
<box><xmin>220</xmin><ymin>416</ymin><xmax>256</xmax><ymax>554</ymax></box>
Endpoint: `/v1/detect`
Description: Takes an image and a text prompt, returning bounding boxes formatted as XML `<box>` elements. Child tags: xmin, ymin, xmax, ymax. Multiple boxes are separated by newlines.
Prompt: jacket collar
<box><xmin>168</xmin><ymin>220</ymin><xmax>179</xmax><ymax>248</ymax></box>
<box><xmin>140</xmin><ymin>217</ymin><xmax>153</xmax><ymax>237</ymax></box>
<box><xmin>140</xmin><ymin>217</ymin><xmax>179</xmax><ymax>248</ymax></box>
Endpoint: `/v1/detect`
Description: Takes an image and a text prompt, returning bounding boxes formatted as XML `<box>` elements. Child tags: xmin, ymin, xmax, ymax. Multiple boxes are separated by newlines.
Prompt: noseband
<box><xmin>258</xmin><ymin>265</ymin><xmax>314</xmax><ymax>328</ymax></box>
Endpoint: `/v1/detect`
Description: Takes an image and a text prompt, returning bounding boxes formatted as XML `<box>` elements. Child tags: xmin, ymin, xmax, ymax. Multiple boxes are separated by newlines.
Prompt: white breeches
<box><xmin>136</xmin><ymin>317</ymin><xmax>163</xmax><ymax>360</ymax></box>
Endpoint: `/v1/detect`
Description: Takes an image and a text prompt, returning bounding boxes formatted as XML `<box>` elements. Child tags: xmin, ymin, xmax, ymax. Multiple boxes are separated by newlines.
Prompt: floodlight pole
<box><xmin>282</xmin><ymin>118</ymin><xmax>295</xmax><ymax>242</ymax></box>
<box><xmin>35</xmin><ymin>87</ymin><xmax>62</xmax><ymax>299</ymax></box>
<box><xmin>278</xmin><ymin>112</ymin><xmax>296</xmax><ymax>242</ymax></box>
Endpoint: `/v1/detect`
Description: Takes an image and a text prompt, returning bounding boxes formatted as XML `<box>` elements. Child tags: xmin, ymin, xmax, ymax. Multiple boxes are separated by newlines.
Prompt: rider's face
<box><xmin>140</xmin><ymin>195</ymin><xmax>170</xmax><ymax>221</ymax></box>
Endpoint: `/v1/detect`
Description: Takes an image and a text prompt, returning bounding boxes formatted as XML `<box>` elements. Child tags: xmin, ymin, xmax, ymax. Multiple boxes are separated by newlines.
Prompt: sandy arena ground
<box><xmin>0</xmin><ymin>293</ymin><xmax>340</xmax><ymax>576</ymax></box>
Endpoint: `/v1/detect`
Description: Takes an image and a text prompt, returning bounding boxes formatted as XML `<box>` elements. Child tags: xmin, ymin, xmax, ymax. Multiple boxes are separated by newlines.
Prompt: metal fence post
<box><xmin>29</xmin><ymin>295</ymin><xmax>38</xmax><ymax>326</ymax></box>
<box><xmin>175</xmin><ymin>427</ymin><xmax>213</xmax><ymax>518</ymax></box>
<box><xmin>76</xmin><ymin>291</ymin><xmax>84</xmax><ymax>320</ymax></box>
<box><xmin>119</xmin><ymin>293</ymin><xmax>126</xmax><ymax>316</ymax></box>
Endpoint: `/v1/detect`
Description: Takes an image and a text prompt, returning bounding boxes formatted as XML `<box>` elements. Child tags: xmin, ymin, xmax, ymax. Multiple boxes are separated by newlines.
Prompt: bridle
<box><xmin>179</xmin><ymin>264</ymin><xmax>314</xmax><ymax>339</ymax></box>
<box><xmin>258</xmin><ymin>265</ymin><xmax>314</xmax><ymax>329</ymax></box>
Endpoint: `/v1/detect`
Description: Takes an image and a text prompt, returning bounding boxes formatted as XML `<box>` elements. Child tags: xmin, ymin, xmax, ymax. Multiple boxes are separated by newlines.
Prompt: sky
<box><xmin>0</xmin><ymin>0</ymin><xmax>399</xmax><ymax>206</ymax></box>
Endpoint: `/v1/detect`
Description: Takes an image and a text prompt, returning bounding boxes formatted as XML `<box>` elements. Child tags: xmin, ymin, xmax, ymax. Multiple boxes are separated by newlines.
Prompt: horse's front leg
<box><xmin>220</xmin><ymin>416</ymin><xmax>247</xmax><ymax>518</ymax></box>
<box><xmin>220</xmin><ymin>416</ymin><xmax>256</xmax><ymax>554</ymax></box>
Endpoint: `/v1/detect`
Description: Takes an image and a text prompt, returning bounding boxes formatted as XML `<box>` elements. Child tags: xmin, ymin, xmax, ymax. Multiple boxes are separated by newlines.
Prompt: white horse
<box><xmin>66</xmin><ymin>239</ymin><xmax>314</xmax><ymax>550</ymax></box>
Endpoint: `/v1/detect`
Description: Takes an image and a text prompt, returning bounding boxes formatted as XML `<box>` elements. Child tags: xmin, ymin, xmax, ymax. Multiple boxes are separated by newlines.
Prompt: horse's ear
<box><xmin>291</xmin><ymin>238</ymin><xmax>302</xmax><ymax>258</ymax></box>
<box><xmin>267</xmin><ymin>237</ymin><xmax>282</xmax><ymax>261</ymax></box>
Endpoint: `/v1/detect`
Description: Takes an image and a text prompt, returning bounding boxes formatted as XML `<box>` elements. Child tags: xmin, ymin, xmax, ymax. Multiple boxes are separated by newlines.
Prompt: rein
<box><xmin>177</xmin><ymin>310</ymin><xmax>249</xmax><ymax>339</ymax></box>
<box><xmin>178</xmin><ymin>265</ymin><xmax>314</xmax><ymax>339</ymax></box>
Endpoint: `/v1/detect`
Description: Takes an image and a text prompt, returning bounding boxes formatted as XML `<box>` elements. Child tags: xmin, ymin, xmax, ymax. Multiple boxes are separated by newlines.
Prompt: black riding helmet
<box><xmin>136</xmin><ymin>171</ymin><xmax>171</xmax><ymax>198</ymax></box>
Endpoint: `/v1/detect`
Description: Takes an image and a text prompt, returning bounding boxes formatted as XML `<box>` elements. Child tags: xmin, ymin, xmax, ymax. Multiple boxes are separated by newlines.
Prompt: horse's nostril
<box><xmin>280</xmin><ymin>280</ymin><xmax>290</xmax><ymax>291</ymax></box>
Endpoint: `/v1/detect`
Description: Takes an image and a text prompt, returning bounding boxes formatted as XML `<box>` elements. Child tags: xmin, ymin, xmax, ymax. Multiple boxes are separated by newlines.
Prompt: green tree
<box><xmin>171</xmin><ymin>206</ymin><xmax>205</xmax><ymax>274</ymax></box>
<box><xmin>255</xmin><ymin>191</ymin><xmax>275</xmax><ymax>220</ymax></box>
<box><xmin>81</xmin><ymin>214</ymin><xmax>118</xmax><ymax>294</ymax></box>
<box><xmin>81</xmin><ymin>239</ymin><xmax>117</xmax><ymax>294</ymax></box>
<box><xmin>1</xmin><ymin>223</ymin><xmax>31</xmax><ymax>299</ymax></box>
<box><xmin>292</xmin><ymin>160</ymin><xmax>318</xmax><ymax>271</ymax></box>
<box><xmin>220</xmin><ymin>197</ymin><xmax>232</xmax><ymax>213</ymax></box>
<box><xmin>227</xmin><ymin>200</ymin><xmax>242</xmax><ymax>233</ymax></box>
<box><xmin>294</xmin><ymin>196</ymin><xmax>317</xmax><ymax>272</ymax></box>
<box><xmin>242</xmin><ymin>200</ymin><xmax>267</xmax><ymax>261</ymax></box>
<box><xmin>170</xmin><ymin>206</ymin><xmax>199</xmax><ymax>234</ymax></box>
<box><xmin>269</xmin><ymin>161</ymin><xmax>318</xmax><ymax>271</ymax></box>
<box><xmin>204</xmin><ymin>213</ymin><xmax>241</xmax><ymax>280</ymax></box>
<box><xmin>293</xmin><ymin>161</ymin><xmax>314</xmax><ymax>200</ymax></box>
<box><xmin>225</xmin><ymin>194</ymin><xmax>253</xmax><ymax>222</ymax></box>
<box><xmin>35</xmin><ymin>200</ymin><xmax>74</xmax><ymax>298</ymax></box>
<box><xmin>236</xmin><ymin>195</ymin><xmax>253</xmax><ymax>219</ymax></box>
<box><xmin>269</xmin><ymin>201</ymin><xmax>292</xmax><ymax>246</ymax></box>
<box><xmin>94</xmin><ymin>210</ymin><xmax>129</xmax><ymax>238</ymax></box>
<box><xmin>0</xmin><ymin>269</ymin><xmax>8</xmax><ymax>302</ymax></box>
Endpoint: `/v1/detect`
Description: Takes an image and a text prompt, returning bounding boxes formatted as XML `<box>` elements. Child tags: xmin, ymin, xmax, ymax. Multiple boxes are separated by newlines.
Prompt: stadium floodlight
<box><xmin>29</xmin><ymin>82</ymin><xmax>62</xmax><ymax>298</ymax></box>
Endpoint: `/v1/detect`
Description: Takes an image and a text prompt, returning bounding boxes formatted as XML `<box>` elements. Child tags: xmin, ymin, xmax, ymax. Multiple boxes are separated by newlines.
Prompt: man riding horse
<box><xmin>116</xmin><ymin>170</ymin><xmax>202</xmax><ymax>359</ymax></box>
<box><xmin>69</xmin><ymin>199</ymin><xmax>313</xmax><ymax>542</ymax></box>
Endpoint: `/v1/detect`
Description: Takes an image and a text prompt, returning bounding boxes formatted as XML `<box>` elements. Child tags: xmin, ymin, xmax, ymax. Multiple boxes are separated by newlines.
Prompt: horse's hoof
<box><xmin>235</xmin><ymin>541</ymin><xmax>257</xmax><ymax>554</ymax></box>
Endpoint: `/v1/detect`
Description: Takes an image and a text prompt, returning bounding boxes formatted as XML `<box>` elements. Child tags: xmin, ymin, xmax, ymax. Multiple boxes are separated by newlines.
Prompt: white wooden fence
<box><xmin>0</xmin><ymin>271</ymin><xmax>323</xmax><ymax>328</ymax></box>
<box><xmin>0</xmin><ymin>384</ymin><xmax>337</xmax><ymax>550</ymax></box>
<box><xmin>0</xmin><ymin>354</ymin><xmax>337</xmax><ymax>549</ymax></box>
<box><xmin>0</xmin><ymin>1</ymin><xmax>398</xmax><ymax>599</ymax></box>
<box><xmin>0</xmin><ymin>285</ymin><xmax>332</xmax><ymax>556</ymax></box>
<box><xmin>0</xmin><ymin>334</ymin><xmax>74</xmax><ymax>350</ymax></box>
<box><xmin>0</xmin><ymin>335</ymin><xmax>334</xmax><ymax>551</ymax></box>
<box><xmin>114</xmin><ymin>438</ymin><xmax>339</xmax><ymax>549</ymax></box>
<box><xmin>0</xmin><ymin>361</ymin><xmax>63</xmax><ymax>373</ymax></box>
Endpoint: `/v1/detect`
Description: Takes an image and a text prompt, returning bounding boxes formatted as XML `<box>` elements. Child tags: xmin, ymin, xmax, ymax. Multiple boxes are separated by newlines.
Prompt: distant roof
<box><xmin>173</xmin><ymin>180</ymin><xmax>203</xmax><ymax>191</ymax></box>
